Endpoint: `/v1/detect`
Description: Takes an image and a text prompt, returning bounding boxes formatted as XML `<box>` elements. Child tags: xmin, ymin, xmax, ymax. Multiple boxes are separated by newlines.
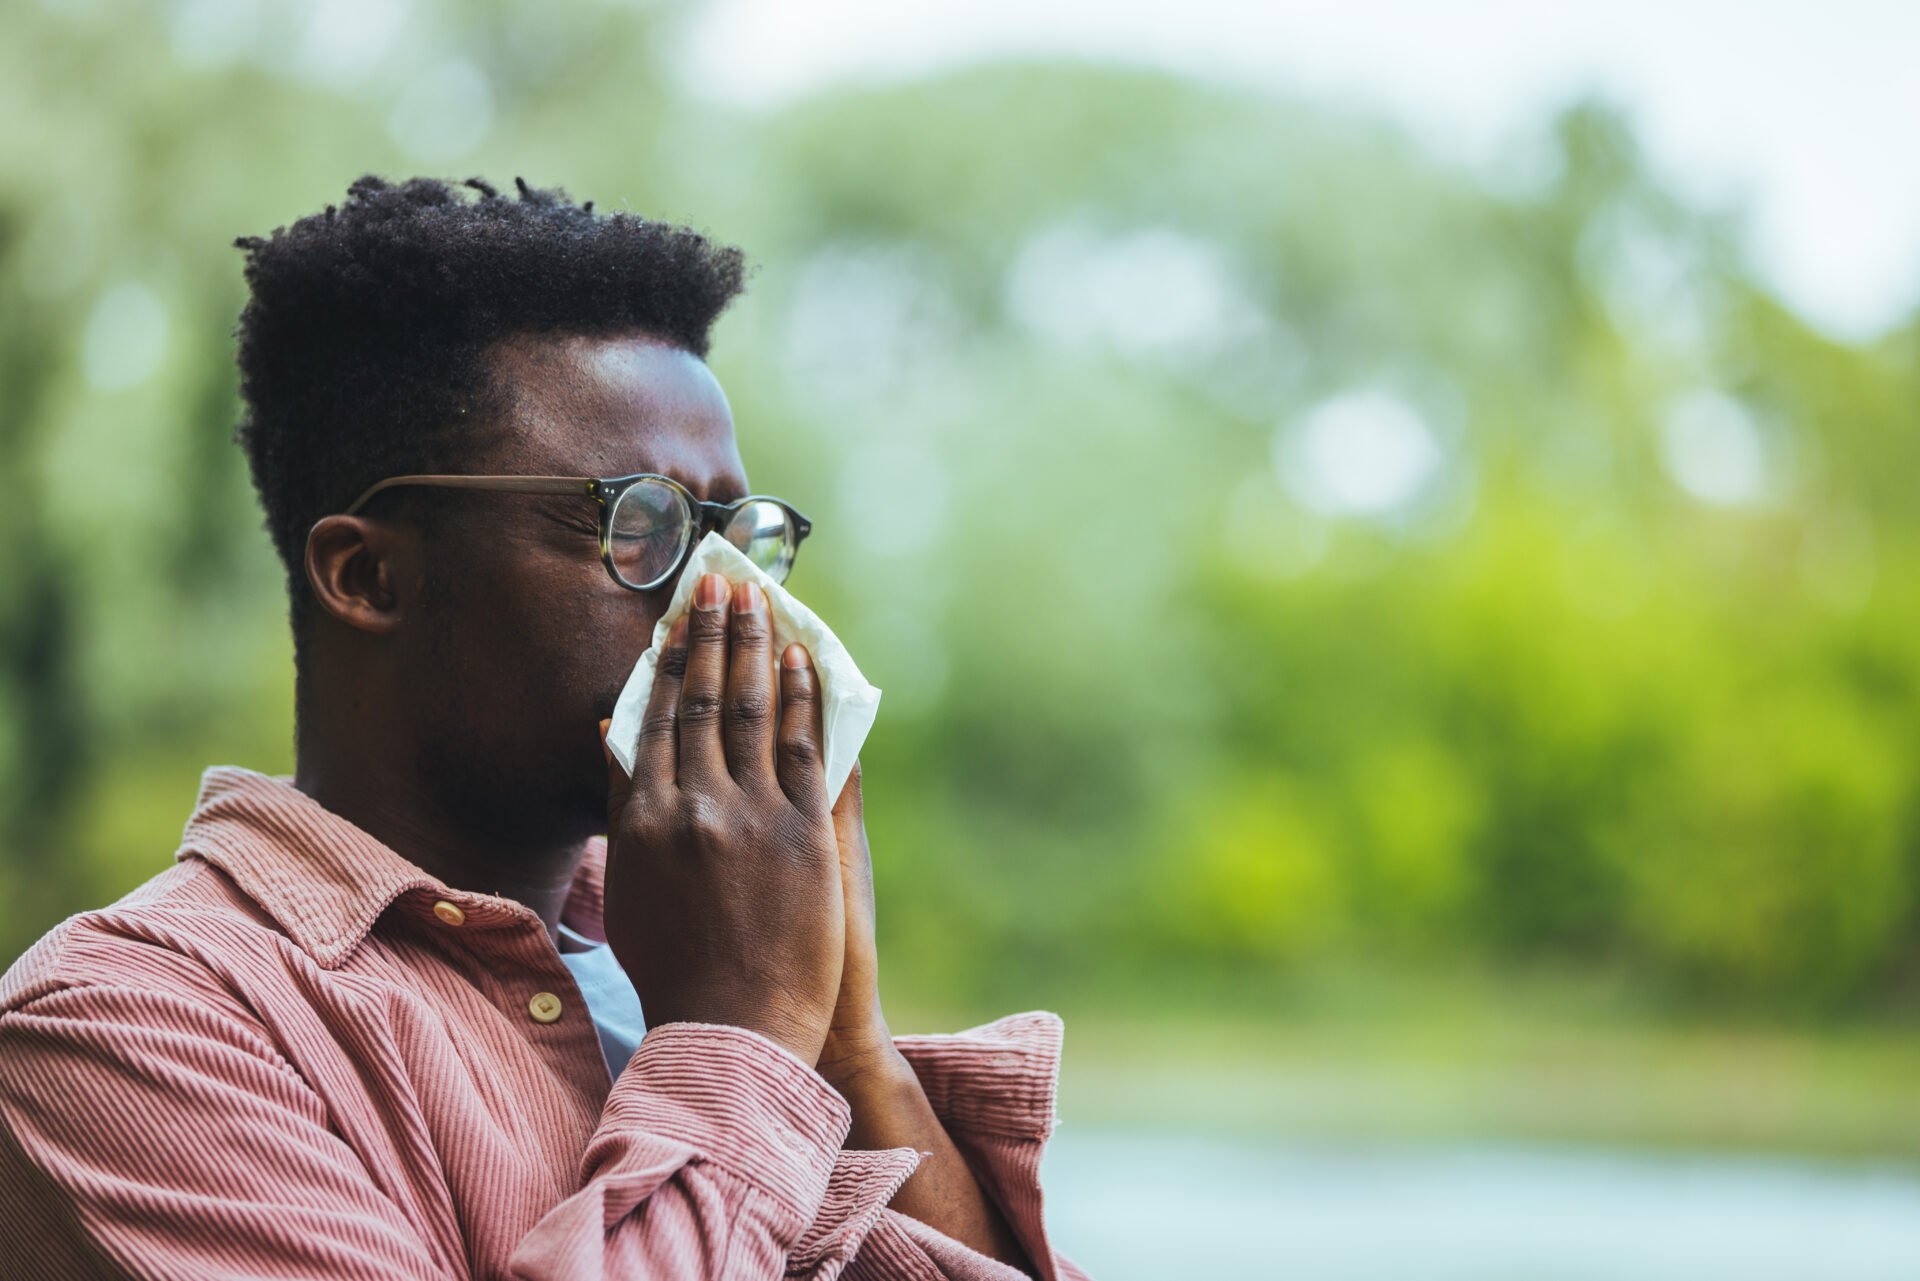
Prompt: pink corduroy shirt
<box><xmin>0</xmin><ymin>768</ymin><xmax>1091</xmax><ymax>1281</ymax></box>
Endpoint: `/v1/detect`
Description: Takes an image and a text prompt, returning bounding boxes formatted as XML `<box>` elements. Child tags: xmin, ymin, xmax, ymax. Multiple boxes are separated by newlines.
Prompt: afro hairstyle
<box><xmin>232</xmin><ymin>174</ymin><xmax>746</xmax><ymax>642</ymax></box>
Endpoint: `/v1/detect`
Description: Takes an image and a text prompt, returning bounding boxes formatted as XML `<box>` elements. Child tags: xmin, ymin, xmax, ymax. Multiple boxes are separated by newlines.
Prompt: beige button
<box><xmin>528</xmin><ymin>992</ymin><xmax>564</xmax><ymax>1024</ymax></box>
<box><xmin>432</xmin><ymin>900</ymin><xmax>466</xmax><ymax>927</ymax></box>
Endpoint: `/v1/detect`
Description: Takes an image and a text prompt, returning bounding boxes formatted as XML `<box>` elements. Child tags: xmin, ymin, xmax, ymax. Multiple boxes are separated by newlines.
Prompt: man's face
<box><xmin>402</xmin><ymin>332</ymin><xmax>748</xmax><ymax>847</ymax></box>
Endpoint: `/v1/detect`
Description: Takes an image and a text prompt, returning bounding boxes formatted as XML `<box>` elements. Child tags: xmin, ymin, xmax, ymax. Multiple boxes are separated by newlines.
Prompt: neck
<box><xmin>293</xmin><ymin>738</ymin><xmax>590</xmax><ymax>943</ymax></box>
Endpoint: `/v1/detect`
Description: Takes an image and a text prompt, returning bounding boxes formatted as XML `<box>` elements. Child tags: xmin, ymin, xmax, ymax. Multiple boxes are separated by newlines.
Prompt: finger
<box><xmin>635</xmin><ymin>615</ymin><xmax>689</xmax><ymax>785</ymax></box>
<box><xmin>722</xmin><ymin>581</ymin><xmax>778</xmax><ymax>785</ymax></box>
<box><xmin>676</xmin><ymin>573</ymin><xmax>732</xmax><ymax>784</ymax></box>
<box><xmin>775</xmin><ymin>642</ymin><xmax>827</xmax><ymax>809</ymax></box>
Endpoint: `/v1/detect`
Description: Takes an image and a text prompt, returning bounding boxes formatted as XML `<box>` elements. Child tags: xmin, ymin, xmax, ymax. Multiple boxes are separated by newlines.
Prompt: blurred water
<box><xmin>1040</xmin><ymin>1130</ymin><xmax>1920</xmax><ymax>1281</ymax></box>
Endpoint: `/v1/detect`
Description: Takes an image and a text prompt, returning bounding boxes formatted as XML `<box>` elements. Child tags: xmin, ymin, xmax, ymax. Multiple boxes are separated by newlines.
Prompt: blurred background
<box><xmin>5</xmin><ymin>1</ymin><xmax>1920</xmax><ymax>1276</ymax></box>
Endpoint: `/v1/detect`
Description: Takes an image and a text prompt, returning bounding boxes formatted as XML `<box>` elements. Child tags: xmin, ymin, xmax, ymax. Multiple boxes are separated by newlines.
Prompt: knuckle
<box><xmin>687</xmin><ymin>608</ymin><xmax>728</xmax><ymax>642</ymax></box>
<box><xmin>682</xmin><ymin>794</ymin><xmax>734</xmax><ymax>845</ymax></box>
<box><xmin>657</xmin><ymin>648</ymin><xmax>689</xmax><ymax>679</ymax></box>
<box><xmin>777</xmin><ymin>733</ymin><xmax>820</xmax><ymax>771</ymax></box>
<box><xmin>614</xmin><ymin>799</ymin><xmax>662</xmax><ymax>842</ymax></box>
<box><xmin>725</xmin><ymin>688</ymin><xmax>774</xmax><ymax>727</ymax></box>
<box><xmin>728</xmin><ymin>612</ymin><xmax>770</xmax><ymax>646</ymax></box>
<box><xmin>679</xmin><ymin>691</ymin><xmax>723</xmax><ymax>725</ymax></box>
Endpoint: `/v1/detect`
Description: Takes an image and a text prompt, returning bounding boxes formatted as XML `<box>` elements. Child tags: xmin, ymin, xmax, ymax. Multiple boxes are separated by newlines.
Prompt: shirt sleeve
<box><xmin>834</xmin><ymin>1012</ymin><xmax>1095</xmax><ymax>1281</ymax></box>
<box><xmin>0</xmin><ymin>982</ymin><xmax>881</xmax><ymax>1281</ymax></box>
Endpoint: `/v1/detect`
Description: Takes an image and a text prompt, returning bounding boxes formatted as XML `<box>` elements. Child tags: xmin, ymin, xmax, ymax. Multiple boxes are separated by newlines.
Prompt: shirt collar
<box><xmin>177</xmin><ymin>766</ymin><xmax>609</xmax><ymax>968</ymax></box>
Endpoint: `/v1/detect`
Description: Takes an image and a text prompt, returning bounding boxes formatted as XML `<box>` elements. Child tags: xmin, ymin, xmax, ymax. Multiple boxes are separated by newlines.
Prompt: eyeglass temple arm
<box><xmin>341</xmin><ymin>475</ymin><xmax>593</xmax><ymax>516</ymax></box>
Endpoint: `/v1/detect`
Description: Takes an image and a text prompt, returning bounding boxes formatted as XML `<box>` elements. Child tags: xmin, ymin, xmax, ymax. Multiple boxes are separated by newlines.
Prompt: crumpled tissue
<box><xmin>607</xmin><ymin>532</ymin><xmax>881</xmax><ymax>803</ymax></box>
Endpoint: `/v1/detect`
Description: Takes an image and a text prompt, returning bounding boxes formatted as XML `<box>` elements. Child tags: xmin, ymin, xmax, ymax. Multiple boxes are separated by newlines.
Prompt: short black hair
<box><xmin>232</xmin><ymin>174</ymin><xmax>746</xmax><ymax>641</ymax></box>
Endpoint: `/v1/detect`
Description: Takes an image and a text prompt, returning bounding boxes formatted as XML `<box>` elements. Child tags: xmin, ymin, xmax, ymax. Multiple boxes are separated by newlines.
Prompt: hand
<box><xmin>806</xmin><ymin>765</ymin><xmax>1037</xmax><ymax>1274</ymax></box>
<box><xmin>814</xmin><ymin>763</ymin><xmax>907</xmax><ymax>1091</ymax></box>
<box><xmin>602</xmin><ymin>574</ymin><xmax>844</xmax><ymax>1067</ymax></box>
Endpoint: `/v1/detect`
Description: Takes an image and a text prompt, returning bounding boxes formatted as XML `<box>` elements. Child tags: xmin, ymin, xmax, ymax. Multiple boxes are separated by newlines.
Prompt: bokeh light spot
<box><xmin>82</xmin><ymin>283</ymin><xmax>168</xmax><ymax>392</ymax></box>
<box><xmin>1007</xmin><ymin>225</ymin><xmax>1259</xmax><ymax>363</ymax></box>
<box><xmin>388</xmin><ymin>59</ymin><xmax>493</xmax><ymax>163</ymax></box>
<box><xmin>1661</xmin><ymin>389</ymin><xmax>1767</xmax><ymax>506</ymax></box>
<box><xmin>1276</xmin><ymin>389</ymin><xmax>1443</xmax><ymax>518</ymax></box>
<box><xmin>836</xmin><ymin>441</ymin><xmax>949</xmax><ymax>558</ymax></box>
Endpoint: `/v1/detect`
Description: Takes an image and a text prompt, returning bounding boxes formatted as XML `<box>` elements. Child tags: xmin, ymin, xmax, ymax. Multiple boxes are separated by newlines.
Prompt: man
<box><xmin>0</xmin><ymin>176</ymin><xmax>1087</xmax><ymax>1281</ymax></box>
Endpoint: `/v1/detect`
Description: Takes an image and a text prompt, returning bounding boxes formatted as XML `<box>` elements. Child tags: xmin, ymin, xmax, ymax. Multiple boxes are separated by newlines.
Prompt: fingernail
<box><xmin>696</xmin><ymin>573</ymin><xmax>728</xmax><ymax>610</ymax></box>
<box><xmin>782</xmin><ymin>643</ymin><xmax>809</xmax><ymax>669</ymax></box>
<box><xmin>734</xmin><ymin>580</ymin><xmax>762</xmax><ymax>613</ymax></box>
<box><xmin>668</xmin><ymin>616</ymin><xmax>689</xmax><ymax>647</ymax></box>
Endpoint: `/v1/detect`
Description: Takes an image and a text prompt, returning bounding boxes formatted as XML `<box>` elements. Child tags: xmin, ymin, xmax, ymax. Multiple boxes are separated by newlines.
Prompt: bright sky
<box><xmin>678</xmin><ymin>0</ymin><xmax>1920</xmax><ymax>341</ymax></box>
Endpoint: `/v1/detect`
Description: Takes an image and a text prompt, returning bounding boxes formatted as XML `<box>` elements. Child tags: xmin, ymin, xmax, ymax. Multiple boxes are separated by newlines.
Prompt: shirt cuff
<box><xmin>892</xmin><ymin>1011</ymin><xmax>1061</xmax><ymax>1142</ymax></box>
<box><xmin>892</xmin><ymin>1012</ymin><xmax>1068</xmax><ymax>1281</ymax></box>
<box><xmin>789</xmin><ymin>1146</ymin><xmax>923</xmax><ymax>1276</ymax></box>
<box><xmin>590</xmin><ymin>1022</ymin><xmax>851</xmax><ymax>1228</ymax></box>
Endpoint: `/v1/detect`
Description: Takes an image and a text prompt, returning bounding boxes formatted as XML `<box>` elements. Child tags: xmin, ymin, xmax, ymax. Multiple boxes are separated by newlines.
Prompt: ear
<box><xmin>304</xmin><ymin>514</ymin><xmax>418</xmax><ymax>636</ymax></box>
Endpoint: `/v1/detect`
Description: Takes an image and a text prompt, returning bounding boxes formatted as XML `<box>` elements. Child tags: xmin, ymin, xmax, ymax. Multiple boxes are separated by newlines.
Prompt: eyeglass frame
<box><xmin>336</xmin><ymin>473</ymin><xmax>814</xmax><ymax>592</ymax></box>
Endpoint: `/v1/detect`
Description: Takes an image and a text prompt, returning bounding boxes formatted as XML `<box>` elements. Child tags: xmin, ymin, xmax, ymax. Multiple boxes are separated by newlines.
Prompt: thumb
<box><xmin>831</xmin><ymin>759</ymin><xmax>863</xmax><ymax>828</ymax></box>
<box><xmin>831</xmin><ymin>761</ymin><xmax>869</xmax><ymax>878</ymax></box>
<box><xmin>831</xmin><ymin>760</ymin><xmax>875</xmax><ymax>919</ymax></box>
<box><xmin>601</xmin><ymin>718</ymin><xmax>633</xmax><ymax>811</ymax></box>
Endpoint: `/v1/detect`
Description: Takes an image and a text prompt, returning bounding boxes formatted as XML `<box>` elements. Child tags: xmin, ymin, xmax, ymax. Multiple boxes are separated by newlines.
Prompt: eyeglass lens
<box><xmin>723</xmin><ymin>499</ymin><xmax>798</xmax><ymax>581</ymax></box>
<box><xmin>607</xmin><ymin>481</ymin><xmax>797</xmax><ymax>589</ymax></box>
<box><xmin>607</xmin><ymin>481</ymin><xmax>693</xmax><ymax>588</ymax></box>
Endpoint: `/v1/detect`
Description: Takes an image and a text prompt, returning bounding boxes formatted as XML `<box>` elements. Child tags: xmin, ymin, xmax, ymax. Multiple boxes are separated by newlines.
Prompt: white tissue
<box><xmin>607</xmin><ymin>532</ymin><xmax>881</xmax><ymax>803</ymax></box>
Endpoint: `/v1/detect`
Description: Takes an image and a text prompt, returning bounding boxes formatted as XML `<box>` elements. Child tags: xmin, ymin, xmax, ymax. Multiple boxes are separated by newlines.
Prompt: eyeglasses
<box><xmin>339</xmin><ymin>473</ymin><xmax>813</xmax><ymax>592</ymax></box>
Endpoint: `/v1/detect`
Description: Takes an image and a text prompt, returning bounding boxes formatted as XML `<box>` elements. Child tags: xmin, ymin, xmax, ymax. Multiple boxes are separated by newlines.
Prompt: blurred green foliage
<box><xmin>3</xmin><ymin>0</ymin><xmax>1917</xmax><ymax>1019</ymax></box>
